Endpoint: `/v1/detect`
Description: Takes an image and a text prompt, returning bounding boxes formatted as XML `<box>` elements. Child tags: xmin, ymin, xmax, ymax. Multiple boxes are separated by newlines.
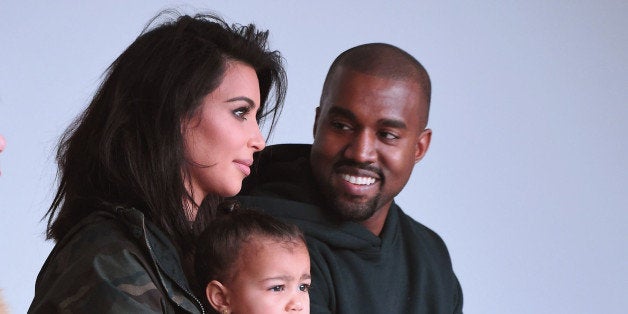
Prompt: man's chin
<box><xmin>333</xmin><ymin>198</ymin><xmax>377</xmax><ymax>222</ymax></box>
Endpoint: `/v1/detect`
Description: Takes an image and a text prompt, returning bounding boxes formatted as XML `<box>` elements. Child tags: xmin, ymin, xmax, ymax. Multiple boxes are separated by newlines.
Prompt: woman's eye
<box><xmin>299</xmin><ymin>284</ymin><xmax>311</xmax><ymax>292</ymax></box>
<box><xmin>269</xmin><ymin>285</ymin><xmax>285</xmax><ymax>292</ymax></box>
<box><xmin>233</xmin><ymin>107</ymin><xmax>250</xmax><ymax>120</ymax></box>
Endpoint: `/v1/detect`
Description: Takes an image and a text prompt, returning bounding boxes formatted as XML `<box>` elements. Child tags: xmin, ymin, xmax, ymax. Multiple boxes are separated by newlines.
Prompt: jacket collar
<box><xmin>112</xmin><ymin>206</ymin><xmax>205</xmax><ymax>314</ymax></box>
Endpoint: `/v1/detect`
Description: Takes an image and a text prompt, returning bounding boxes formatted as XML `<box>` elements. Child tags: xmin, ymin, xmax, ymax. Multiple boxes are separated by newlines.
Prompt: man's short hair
<box><xmin>321</xmin><ymin>43</ymin><xmax>431</xmax><ymax>110</ymax></box>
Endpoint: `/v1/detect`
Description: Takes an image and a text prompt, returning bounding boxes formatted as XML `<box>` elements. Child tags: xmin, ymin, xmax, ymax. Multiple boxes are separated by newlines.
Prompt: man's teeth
<box><xmin>341</xmin><ymin>174</ymin><xmax>376</xmax><ymax>185</ymax></box>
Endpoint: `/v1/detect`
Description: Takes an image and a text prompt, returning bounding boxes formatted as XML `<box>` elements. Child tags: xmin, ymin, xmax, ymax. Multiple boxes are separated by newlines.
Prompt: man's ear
<box><xmin>313</xmin><ymin>106</ymin><xmax>321</xmax><ymax>138</ymax></box>
<box><xmin>206</xmin><ymin>280</ymin><xmax>231</xmax><ymax>313</ymax></box>
<box><xmin>414</xmin><ymin>128</ymin><xmax>432</xmax><ymax>163</ymax></box>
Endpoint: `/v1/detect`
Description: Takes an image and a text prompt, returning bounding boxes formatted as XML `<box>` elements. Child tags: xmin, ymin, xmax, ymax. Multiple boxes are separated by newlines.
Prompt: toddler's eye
<box><xmin>269</xmin><ymin>285</ymin><xmax>285</xmax><ymax>292</ymax></box>
<box><xmin>299</xmin><ymin>284</ymin><xmax>311</xmax><ymax>292</ymax></box>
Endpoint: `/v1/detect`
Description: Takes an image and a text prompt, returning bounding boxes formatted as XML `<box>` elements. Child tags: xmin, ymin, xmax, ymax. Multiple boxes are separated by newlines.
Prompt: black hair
<box><xmin>194</xmin><ymin>201</ymin><xmax>305</xmax><ymax>291</ymax></box>
<box><xmin>45</xmin><ymin>11</ymin><xmax>287</xmax><ymax>257</ymax></box>
<box><xmin>321</xmin><ymin>43</ymin><xmax>431</xmax><ymax>118</ymax></box>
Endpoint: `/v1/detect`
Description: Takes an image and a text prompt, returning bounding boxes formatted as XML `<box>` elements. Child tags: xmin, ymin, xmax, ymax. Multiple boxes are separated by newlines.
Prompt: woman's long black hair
<box><xmin>45</xmin><ymin>11</ymin><xmax>286</xmax><ymax>256</ymax></box>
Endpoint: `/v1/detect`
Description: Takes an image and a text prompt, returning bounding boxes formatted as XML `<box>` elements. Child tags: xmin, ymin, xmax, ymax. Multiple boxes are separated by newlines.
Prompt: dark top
<box><xmin>238</xmin><ymin>144</ymin><xmax>463</xmax><ymax>314</ymax></box>
<box><xmin>29</xmin><ymin>206</ymin><xmax>205</xmax><ymax>314</ymax></box>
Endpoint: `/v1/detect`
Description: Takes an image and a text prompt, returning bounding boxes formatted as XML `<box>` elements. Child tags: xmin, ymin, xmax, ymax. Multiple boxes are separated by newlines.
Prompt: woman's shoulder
<box><xmin>29</xmin><ymin>208</ymin><xmax>199</xmax><ymax>313</ymax></box>
<box><xmin>53</xmin><ymin>208</ymin><xmax>143</xmax><ymax>258</ymax></box>
<box><xmin>33</xmin><ymin>209</ymin><xmax>152</xmax><ymax>292</ymax></box>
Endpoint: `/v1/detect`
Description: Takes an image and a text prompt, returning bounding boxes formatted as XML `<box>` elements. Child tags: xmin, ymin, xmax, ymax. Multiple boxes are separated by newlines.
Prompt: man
<box><xmin>238</xmin><ymin>43</ymin><xmax>463</xmax><ymax>313</ymax></box>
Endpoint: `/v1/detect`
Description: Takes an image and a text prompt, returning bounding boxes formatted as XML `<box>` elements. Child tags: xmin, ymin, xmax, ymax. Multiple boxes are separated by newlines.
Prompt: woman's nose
<box><xmin>249</xmin><ymin>122</ymin><xmax>266</xmax><ymax>152</ymax></box>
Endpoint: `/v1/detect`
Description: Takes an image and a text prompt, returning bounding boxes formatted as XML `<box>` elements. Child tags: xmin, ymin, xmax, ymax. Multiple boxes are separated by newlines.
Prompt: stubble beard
<box><xmin>311</xmin><ymin>151</ymin><xmax>385</xmax><ymax>223</ymax></box>
<box><xmin>322</xmin><ymin>186</ymin><xmax>381</xmax><ymax>222</ymax></box>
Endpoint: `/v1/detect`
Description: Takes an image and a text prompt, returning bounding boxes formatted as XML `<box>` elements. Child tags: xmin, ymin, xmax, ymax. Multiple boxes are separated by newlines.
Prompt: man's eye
<box><xmin>299</xmin><ymin>284</ymin><xmax>311</xmax><ymax>292</ymax></box>
<box><xmin>331</xmin><ymin>121</ymin><xmax>350</xmax><ymax>130</ymax></box>
<box><xmin>269</xmin><ymin>285</ymin><xmax>285</xmax><ymax>292</ymax></box>
<box><xmin>379</xmin><ymin>131</ymin><xmax>399</xmax><ymax>140</ymax></box>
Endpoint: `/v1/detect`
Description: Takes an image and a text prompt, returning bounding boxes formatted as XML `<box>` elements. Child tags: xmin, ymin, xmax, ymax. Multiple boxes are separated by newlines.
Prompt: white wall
<box><xmin>1</xmin><ymin>1</ymin><xmax>626</xmax><ymax>313</ymax></box>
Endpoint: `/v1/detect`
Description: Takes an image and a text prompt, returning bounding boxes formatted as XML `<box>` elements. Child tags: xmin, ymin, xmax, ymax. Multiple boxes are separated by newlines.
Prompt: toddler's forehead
<box><xmin>244</xmin><ymin>235</ymin><xmax>305</xmax><ymax>253</ymax></box>
<box><xmin>231</xmin><ymin>236</ymin><xmax>309</xmax><ymax>277</ymax></box>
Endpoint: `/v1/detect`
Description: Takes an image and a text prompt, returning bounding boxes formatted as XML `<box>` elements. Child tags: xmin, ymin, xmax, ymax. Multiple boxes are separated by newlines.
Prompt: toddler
<box><xmin>195</xmin><ymin>204</ymin><xmax>310</xmax><ymax>314</ymax></box>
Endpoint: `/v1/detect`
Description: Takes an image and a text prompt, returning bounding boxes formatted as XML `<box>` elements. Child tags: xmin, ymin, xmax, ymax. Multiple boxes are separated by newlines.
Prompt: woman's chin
<box><xmin>220</xmin><ymin>183</ymin><xmax>243</xmax><ymax>198</ymax></box>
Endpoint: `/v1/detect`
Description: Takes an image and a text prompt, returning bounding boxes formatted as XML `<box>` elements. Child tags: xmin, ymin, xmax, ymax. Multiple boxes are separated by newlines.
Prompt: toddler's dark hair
<box><xmin>195</xmin><ymin>201</ymin><xmax>305</xmax><ymax>288</ymax></box>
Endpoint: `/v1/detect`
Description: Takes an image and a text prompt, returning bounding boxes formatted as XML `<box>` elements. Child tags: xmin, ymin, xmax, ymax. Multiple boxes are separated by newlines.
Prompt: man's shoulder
<box><xmin>237</xmin><ymin>194</ymin><xmax>378</xmax><ymax>251</ymax></box>
<box><xmin>255</xmin><ymin>143</ymin><xmax>312</xmax><ymax>160</ymax></box>
<box><xmin>240</xmin><ymin>143</ymin><xmax>322</xmax><ymax>205</ymax></box>
<box><xmin>236</xmin><ymin>195</ymin><xmax>326</xmax><ymax>222</ymax></box>
<box><xmin>392</xmin><ymin>204</ymin><xmax>453</xmax><ymax>254</ymax></box>
<box><xmin>397</xmin><ymin>207</ymin><xmax>451</xmax><ymax>264</ymax></box>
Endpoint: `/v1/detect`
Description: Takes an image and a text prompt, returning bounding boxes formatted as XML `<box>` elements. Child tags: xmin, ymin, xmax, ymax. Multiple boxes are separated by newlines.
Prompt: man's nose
<box><xmin>343</xmin><ymin>130</ymin><xmax>376</xmax><ymax>163</ymax></box>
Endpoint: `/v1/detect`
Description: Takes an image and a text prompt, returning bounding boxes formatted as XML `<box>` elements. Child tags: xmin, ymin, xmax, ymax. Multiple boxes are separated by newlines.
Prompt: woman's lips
<box><xmin>234</xmin><ymin>159</ymin><xmax>253</xmax><ymax>176</ymax></box>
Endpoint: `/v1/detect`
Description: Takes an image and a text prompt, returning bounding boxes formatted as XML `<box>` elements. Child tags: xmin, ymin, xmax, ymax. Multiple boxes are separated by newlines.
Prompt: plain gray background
<box><xmin>1</xmin><ymin>1</ymin><xmax>626</xmax><ymax>313</ymax></box>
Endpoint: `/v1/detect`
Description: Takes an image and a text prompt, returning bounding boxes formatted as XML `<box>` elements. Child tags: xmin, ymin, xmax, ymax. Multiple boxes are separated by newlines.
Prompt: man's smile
<box><xmin>341</xmin><ymin>174</ymin><xmax>376</xmax><ymax>185</ymax></box>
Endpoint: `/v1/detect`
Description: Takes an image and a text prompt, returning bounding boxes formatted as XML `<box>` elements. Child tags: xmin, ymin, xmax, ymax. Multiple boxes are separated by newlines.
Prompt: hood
<box><xmin>241</xmin><ymin>144</ymin><xmax>319</xmax><ymax>204</ymax></box>
<box><xmin>237</xmin><ymin>195</ymin><xmax>383</xmax><ymax>254</ymax></box>
<box><xmin>239</xmin><ymin>144</ymin><xmax>384</xmax><ymax>253</ymax></box>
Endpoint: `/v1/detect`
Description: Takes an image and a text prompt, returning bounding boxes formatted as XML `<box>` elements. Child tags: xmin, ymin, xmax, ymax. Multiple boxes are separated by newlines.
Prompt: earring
<box><xmin>221</xmin><ymin>309</ymin><xmax>230</xmax><ymax>314</ymax></box>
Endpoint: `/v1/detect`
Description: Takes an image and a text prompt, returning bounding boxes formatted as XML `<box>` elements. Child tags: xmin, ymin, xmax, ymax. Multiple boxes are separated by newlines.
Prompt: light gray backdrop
<box><xmin>1</xmin><ymin>1</ymin><xmax>626</xmax><ymax>313</ymax></box>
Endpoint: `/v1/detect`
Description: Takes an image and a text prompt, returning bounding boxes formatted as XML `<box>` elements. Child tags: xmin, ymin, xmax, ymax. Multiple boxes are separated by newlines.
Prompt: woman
<box><xmin>29</xmin><ymin>11</ymin><xmax>286</xmax><ymax>313</ymax></box>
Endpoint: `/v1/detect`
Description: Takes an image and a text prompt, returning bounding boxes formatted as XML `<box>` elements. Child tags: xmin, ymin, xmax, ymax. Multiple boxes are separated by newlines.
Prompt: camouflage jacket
<box><xmin>29</xmin><ymin>206</ymin><xmax>205</xmax><ymax>313</ymax></box>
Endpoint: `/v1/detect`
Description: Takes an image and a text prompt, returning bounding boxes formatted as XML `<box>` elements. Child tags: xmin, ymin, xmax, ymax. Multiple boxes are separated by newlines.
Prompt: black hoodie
<box><xmin>237</xmin><ymin>144</ymin><xmax>463</xmax><ymax>314</ymax></box>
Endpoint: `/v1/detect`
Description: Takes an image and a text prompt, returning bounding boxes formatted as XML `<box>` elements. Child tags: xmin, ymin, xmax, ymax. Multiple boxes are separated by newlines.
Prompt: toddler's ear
<box><xmin>206</xmin><ymin>280</ymin><xmax>231</xmax><ymax>313</ymax></box>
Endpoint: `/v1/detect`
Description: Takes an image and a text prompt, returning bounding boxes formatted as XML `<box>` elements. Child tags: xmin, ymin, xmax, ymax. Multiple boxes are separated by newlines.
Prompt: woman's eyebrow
<box><xmin>226</xmin><ymin>96</ymin><xmax>255</xmax><ymax>108</ymax></box>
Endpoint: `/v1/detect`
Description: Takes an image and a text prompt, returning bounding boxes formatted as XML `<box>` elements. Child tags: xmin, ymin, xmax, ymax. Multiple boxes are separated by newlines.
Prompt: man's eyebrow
<box><xmin>328</xmin><ymin>106</ymin><xmax>356</xmax><ymax>120</ymax></box>
<box><xmin>328</xmin><ymin>106</ymin><xmax>407</xmax><ymax>129</ymax></box>
<box><xmin>379</xmin><ymin>118</ymin><xmax>407</xmax><ymax>129</ymax></box>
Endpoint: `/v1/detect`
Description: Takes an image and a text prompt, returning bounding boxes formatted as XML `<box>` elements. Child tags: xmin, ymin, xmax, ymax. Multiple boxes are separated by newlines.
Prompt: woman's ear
<box><xmin>206</xmin><ymin>280</ymin><xmax>231</xmax><ymax>313</ymax></box>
